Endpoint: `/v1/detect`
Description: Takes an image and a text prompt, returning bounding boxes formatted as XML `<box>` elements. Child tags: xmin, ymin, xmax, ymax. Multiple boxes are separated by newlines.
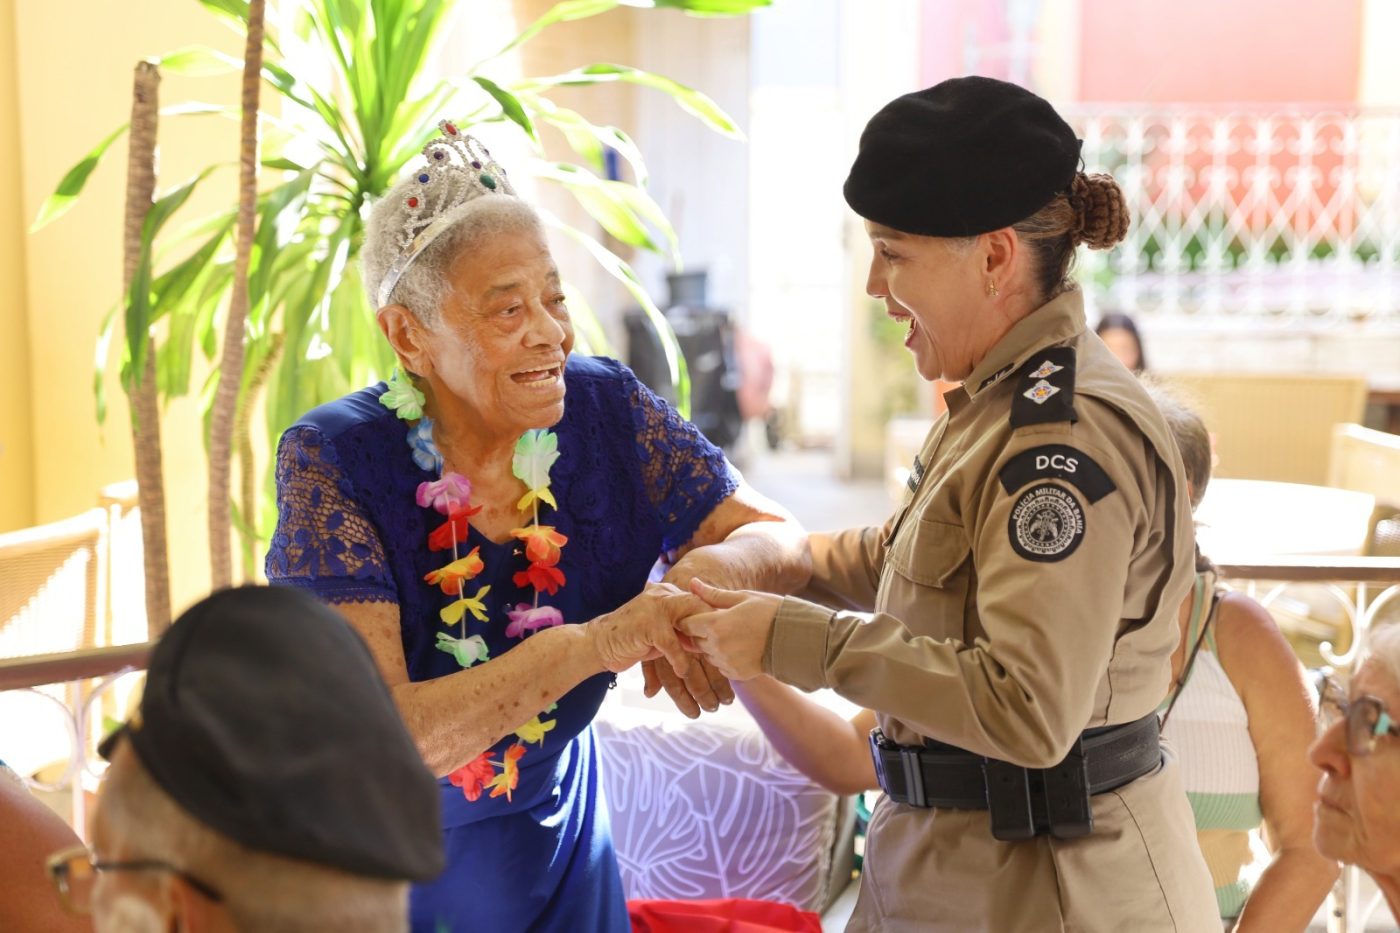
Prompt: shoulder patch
<box><xmin>997</xmin><ymin>445</ymin><xmax>1116</xmax><ymax>504</ymax></box>
<box><xmin>1010</xmin><ymin>346</ymin><xmax>1077</xmax><ymax>428</ymax></box>
<box><xmin>1008</xmin><ymin>483</ymin><xmax>1086</xmax><ymax>562</ymax></box>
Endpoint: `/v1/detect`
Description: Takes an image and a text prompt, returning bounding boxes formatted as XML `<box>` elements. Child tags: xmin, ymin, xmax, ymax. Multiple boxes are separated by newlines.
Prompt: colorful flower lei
<box><xmin>381</xmin><ymin>369</ymin><xmax>565</xmax><ymax>803</ymax></box>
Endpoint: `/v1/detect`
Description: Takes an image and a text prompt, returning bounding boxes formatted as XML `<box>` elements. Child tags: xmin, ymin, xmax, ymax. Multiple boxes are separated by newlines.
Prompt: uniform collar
<box><xmin>963</xmin><ymin>289</ymin><xmax>1087</xmax><ymax>401</ymax></box>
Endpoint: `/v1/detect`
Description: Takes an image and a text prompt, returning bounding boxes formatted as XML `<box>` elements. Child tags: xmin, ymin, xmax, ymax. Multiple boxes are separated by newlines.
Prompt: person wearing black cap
<box><xmin>45</xmin><ymin>585</ymin><xmax>445</xmax><ymax>933</ymax></box>
<box><xmin>679</xmin><ymin>76</ymin><xmax>1218</xmax><ymax>930</ymax></box>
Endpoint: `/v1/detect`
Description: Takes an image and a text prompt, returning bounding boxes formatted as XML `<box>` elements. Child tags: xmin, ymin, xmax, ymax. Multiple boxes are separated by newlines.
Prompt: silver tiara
<box><xmin>376</xmin><ymin>120</ymin><xmax>517</xmax><ymax>308</ymax></box>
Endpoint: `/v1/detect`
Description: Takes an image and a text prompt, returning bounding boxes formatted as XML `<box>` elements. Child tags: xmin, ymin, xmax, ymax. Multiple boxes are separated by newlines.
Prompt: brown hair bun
<box><xmin>1069</xmin><ymin>173</ymin><xmax>1129</xmax><ymax>249</ymax></box>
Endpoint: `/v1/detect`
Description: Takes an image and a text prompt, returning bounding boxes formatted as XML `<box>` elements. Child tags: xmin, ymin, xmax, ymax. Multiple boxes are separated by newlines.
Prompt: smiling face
<box><xmin>864</xmin><ymin>222</ymin><xmax>1005</xmax><ymax>382</ymax></box>
<box><xmin>1310</xmin><ymin>658</ymin><xmax>1400</xmax><ymax>877</ymax></box>
<box><xmin>408</xmin><ymin>226</ymin><xmax>574</xmax><ymax>443</ymax></box>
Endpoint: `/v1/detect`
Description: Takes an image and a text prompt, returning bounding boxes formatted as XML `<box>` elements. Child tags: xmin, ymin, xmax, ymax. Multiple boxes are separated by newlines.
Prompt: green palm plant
<box><xmin>36</xmin><ymin>0</ymin><xmax>769</xmax><ymax>585</ymax></box>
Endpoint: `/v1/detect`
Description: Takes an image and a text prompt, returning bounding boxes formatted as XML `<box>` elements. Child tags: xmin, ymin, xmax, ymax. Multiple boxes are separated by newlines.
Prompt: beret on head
<box><xmin>101</xmin><ymin>585</ymin><xmax>444</xmax><ymax>881</ymax></box>
<box><xmin>843</xmin><ymin>76</ymin><xmax>1082</xmax><ymax>237</ymax></box>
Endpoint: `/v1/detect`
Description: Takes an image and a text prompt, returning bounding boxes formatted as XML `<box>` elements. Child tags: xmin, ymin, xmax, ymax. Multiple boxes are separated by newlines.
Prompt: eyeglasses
<box><xmin>1319</xmin><ymin>675</ymin><xmax>1400</xmax><ymax>758</ymax></box>
<box><xmin>46</xmin><ymin>845</ymin><xmax>223</xmax><ymax>916</ymax></box>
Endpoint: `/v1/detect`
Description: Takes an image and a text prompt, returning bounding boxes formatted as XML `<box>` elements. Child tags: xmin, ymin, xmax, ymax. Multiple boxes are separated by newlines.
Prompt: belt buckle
<box><xmin>869</xmin><ymin>729</ymin><xmax>929</xmax><ymax>808</ymax></box>
<box><xmin>899</xmin><ymin>746</ymin><xmax>928</xmax><ymax>808</ymax></box>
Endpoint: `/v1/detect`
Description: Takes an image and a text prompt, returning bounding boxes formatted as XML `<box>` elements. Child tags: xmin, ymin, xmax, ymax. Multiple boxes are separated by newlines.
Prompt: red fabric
<box><xmin>628</xmin><ymin>898</ymin><xmax>822</xmax><ymax>933</ymax></box>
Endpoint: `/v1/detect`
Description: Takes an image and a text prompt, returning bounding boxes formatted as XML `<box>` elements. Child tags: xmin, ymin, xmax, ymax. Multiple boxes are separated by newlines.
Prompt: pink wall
<box><xmin>1078</xmin><ymin>0</ymin><xmax>1363</xmax><ymax>104</ymax></box>
<box><xmin>918</xmin><ymin>0</ymin><xmax>1012</xmax><ymax>88</ymax></box>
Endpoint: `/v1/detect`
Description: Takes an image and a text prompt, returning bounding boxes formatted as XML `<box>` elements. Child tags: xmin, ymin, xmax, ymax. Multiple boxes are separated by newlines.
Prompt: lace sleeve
<box><xmin>626</xmin><ymin>374</ymin><xmax>740</xmax><ymax>553</ymax></box>
<box><xmin>264</xmin><ymin>426</ymin><xmax>397</xmax><ymax>605</ymax></box>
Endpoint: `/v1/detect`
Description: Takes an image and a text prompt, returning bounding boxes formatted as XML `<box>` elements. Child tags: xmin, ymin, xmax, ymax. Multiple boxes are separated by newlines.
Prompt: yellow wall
<box><xmin>4</xmin><ymin>1</ymin><xmax>669</xmax><ymax>612</ymax></box>
<box><xmin>0</xmin><ymin>0</ymin><xmax>35</xmax><ymax>532</ymax></box>
<box><xmin>14</xmin><ymin>0</ymin><xmax>242</xmax><ymax>612</ymax></box>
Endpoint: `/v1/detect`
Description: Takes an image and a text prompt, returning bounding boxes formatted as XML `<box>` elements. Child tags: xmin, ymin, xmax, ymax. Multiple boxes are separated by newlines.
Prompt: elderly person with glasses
<box><xmin>1312</xmin><ymin>625</ymin><xmax>1400</xmax><ymax>919</ymax></box>
<box><xmin>46</xmin><ymin>586</ymin><xmax>444</xmax><ymax>933</ymax></box>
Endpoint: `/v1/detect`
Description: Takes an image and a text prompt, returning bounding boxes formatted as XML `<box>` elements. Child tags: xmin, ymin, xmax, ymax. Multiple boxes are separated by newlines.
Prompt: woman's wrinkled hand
<box><xmin>587</xmin><ymin>582</ymin><xmax>705</xmax><ymax>683</ymax></box>
<box><xmin>677</xmin><ymin>579</ymin><xmax>781</xmax><ymax>681</ymax></box>
<box><xmin>642</xmin><ymin>545</ymin><xmax>746</xmax><ymax>717</ymax></box>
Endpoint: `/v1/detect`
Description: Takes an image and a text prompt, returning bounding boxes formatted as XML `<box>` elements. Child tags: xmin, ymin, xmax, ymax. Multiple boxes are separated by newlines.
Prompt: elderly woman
<box><xmin>265</xmin><ymin>123</ymin><xmax>806</xmax><ymax>932</ymax></box>
<box><xmin>679</xmin><ymin>77</ymin><xmax>1218</xmax><ymax>930</ymax></box>
<box><xmin>1311</xmin><ymin>625</ymin><xmax>1400</xmax><ymax>919</ymax></box>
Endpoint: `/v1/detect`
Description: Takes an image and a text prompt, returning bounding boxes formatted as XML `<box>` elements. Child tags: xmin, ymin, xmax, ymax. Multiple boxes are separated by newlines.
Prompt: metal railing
<box><xmin>1067</xmin><ymin>107</ymin><xmax>1400</xmax><ymax>324</ymax></box>
<box><xmin>0</xmin><ymin>644</ymin><xmax>151</xmax><ymax>837</ymax></box>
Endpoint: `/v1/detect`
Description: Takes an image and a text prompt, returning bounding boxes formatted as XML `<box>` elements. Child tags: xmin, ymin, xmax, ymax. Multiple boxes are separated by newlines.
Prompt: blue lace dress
<box><xmin>265</xmin><ymin>355</ymin><xmax>737</xmax><ymax>932</ymax></box>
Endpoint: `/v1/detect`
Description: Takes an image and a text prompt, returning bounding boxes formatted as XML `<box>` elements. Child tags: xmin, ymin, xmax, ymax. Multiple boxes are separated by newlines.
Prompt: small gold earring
<box><xmin>986</xmin><ymin>280</ymin><xmax>998</xmax><ymax>297</ymax></box>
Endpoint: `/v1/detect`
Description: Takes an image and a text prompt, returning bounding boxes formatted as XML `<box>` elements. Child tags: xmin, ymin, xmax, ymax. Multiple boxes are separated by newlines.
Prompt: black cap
<box><xmin>101</xmin><ymin>585</ymin><xmax>443</xmax><ymax>881</ymax></box>
<box><xmin>843</xmin><ymin>75</ymin><xmax>1082</xmax><ymax>237</ymax></box>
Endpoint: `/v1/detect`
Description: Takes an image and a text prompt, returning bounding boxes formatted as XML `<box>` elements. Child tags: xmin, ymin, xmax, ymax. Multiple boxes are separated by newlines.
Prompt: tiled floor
<box><xmin>741</xmin><ymin>446</ymin><xmax>894</xmax><ymax>533</ymax></box>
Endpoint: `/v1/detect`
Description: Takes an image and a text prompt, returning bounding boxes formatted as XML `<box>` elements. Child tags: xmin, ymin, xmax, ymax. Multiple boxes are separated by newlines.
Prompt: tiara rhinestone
<box><xmin>377</xmin><ymin>120</ymin><xmax>517</xmax><ymax>308</ymax></box>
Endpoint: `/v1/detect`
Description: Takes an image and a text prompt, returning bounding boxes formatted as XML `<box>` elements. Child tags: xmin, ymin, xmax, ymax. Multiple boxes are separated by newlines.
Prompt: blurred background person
<box><xmin>1095</xmin><ymin>311</ymin><xmax>1148</xmax><ymax>374</ymax></box>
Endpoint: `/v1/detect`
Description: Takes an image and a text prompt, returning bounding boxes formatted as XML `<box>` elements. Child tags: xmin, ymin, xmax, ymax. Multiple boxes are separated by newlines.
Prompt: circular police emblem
<box><xmin>1008</xmin><ymin>483</ymin><xmax>1085</xmax><ymax>562</ymax></box>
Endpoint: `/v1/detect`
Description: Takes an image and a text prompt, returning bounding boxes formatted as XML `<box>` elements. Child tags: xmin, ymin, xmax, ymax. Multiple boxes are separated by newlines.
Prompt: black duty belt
<box><xmin>869</xmin><ymin>713</ymin><xmax>1162</xmax><ymax>841</ymax></box>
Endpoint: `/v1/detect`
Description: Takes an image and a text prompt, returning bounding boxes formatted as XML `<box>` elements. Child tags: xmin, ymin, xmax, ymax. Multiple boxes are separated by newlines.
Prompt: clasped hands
<box><xmin>588</xmin><ymin>580</ymin><xmax>781</xmax><ymax>718</ymax></box>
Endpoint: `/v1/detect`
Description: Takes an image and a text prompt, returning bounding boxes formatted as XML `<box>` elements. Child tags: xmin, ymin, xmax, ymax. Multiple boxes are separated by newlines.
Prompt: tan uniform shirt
<box><xmin>767</xmin><ymin>292</ymin><xmax>1217</xmax><ymax>932</ymax></box>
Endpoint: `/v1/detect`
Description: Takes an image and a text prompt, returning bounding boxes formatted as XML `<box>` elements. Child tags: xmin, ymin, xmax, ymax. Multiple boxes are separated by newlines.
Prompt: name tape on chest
<box><xmin>1008</xmin><ymin>482</ymin><xmax>1086</xmax><ymax>562</ymax></box>
<box><xmin>906</xmin><ymin>454</ymin><xmax>927</xmax><ymax>494</ymax></box>
<box><xmin>997</xmin><ymin>444</ymin><xmax>1116</xmax><ymax>504</ymax></box>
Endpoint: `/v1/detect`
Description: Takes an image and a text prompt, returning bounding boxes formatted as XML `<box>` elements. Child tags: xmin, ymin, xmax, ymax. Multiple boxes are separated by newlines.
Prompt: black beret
<box><xmin>101</xmin><ymin>585</ymin><xmax>443</xmax><ymax>881</ymax></box>
<box><xmin>843</xmin><ymin>76</ymin><xmax>1082</xmax><ymax>237</ymax></box>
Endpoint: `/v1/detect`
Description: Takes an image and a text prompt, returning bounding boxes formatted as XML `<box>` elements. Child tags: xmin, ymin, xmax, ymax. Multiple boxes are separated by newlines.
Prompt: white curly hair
<box><xmin>361</xmin><ymin>172</ymin><xmax>544</xmax><ymax>324</ymax></box>
<box><xmin>1365</xmin><ymin>624</ymin><xmax>1400</xmax><ymax>691</ymax></box>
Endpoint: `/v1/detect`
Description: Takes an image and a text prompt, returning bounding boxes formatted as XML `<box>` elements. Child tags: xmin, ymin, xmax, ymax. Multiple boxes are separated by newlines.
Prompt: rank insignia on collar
<box><xmin>978</xmin><ymin>361</ymin><xmax>1016</xmax><ymax>393</ymax></box>
<box><xmin>1023</xmin><ymin>380</ymin><xmax>1060</xmax><ymax>404</ymax></box>
<box><xmin>1028</xmin><ymin>359</ymin><xmax>1064</xmax><ymax>379</ymax></box>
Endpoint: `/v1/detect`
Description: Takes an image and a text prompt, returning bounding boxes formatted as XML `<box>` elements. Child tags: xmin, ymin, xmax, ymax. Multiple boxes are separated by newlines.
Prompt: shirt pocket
<box><xmin>885</xmin><ymin>516</ymin><xmax>971</xmax><ymax>588</ymax></box>
<box><xmin>880</xmin><ymin>516</ymin><xmax>973</xmax><ymax>641</ymax></box>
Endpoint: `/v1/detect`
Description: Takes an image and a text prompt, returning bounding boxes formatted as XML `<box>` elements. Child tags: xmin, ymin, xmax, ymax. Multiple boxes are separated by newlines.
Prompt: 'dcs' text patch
<box><xmin>997</xmin><ymin>445</ymin><xmax>1116</xmax><ymax>504</ymax></box>
<box><xmin>1008</xmin><ymin>483</ymin><xmax>1086</xmax><ymax>562</ymax></box>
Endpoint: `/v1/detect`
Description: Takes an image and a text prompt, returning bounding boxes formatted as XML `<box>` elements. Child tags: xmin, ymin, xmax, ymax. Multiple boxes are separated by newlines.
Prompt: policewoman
<box><xmin>681</xmin><ymin>77</ymin><xmax>1218</xmax><ymax>931</ymax></box>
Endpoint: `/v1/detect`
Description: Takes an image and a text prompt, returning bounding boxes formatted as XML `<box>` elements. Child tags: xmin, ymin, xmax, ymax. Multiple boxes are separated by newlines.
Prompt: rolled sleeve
<box><xmin>765</xmin><ymin>596</ymin><xmax>838</xmax><ymax>691</ymax></box>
